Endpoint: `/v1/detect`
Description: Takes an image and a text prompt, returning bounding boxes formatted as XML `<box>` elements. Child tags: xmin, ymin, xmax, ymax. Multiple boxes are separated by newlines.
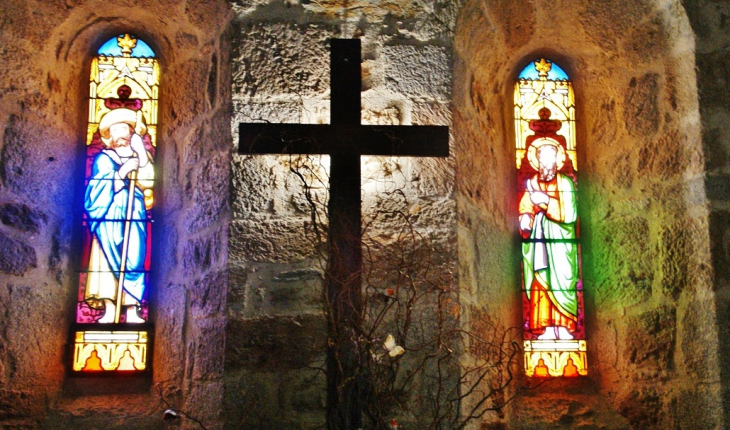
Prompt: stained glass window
<box><xmin>515</xmin><ymin>59</ymin><xmax>587</xmax><ymax>377</ymax></box>
<box><xmin>72</xmin><ymin>34</ymin><xmax>158</xmax><ymax>373</ymax></box>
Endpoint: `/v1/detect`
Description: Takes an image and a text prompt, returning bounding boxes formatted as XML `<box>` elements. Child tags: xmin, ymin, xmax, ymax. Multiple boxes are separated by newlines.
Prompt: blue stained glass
<box><xmin>84</xmin><ymin>148</ymin><xmax>150</xmax><ymax>310</ymax></box>
<box><xmin>98</xmin><ymin>36</ymin><xmax>155</xmax><ymax>58</ymax></box>
<box><xmin>518</xmin><ymin>59</ymin><xmax>569</xmax><ymax>81</ymax></box>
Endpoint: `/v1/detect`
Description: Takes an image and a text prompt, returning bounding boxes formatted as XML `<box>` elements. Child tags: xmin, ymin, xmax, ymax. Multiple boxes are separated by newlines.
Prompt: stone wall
<box><xmin>226</xmin><ymin>0</ymin><xmax>458</xmax><ymax>427</ymax></box>
<box><xmin>454</xmin><ymin>0</ymin><xmax>723</xmax><ymax>428</ymax></box>
<box><xmin>0</xmin><ymin>0</ymin><xmax>726</xmax><ymax>429</ymax></box>
<box><xmin>682</xmin><ymin>0</ymin><xmax>730</xmax><ymax>426</ymax></box>
<box><xmin>0</xmin><ymin>0</ymin><xmax>231</xmax><ymax>427</ymax></box>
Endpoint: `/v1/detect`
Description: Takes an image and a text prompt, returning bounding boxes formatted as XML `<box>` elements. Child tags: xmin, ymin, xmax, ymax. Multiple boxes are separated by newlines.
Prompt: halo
<box><xmin>527</xmin><ymin>137</ymin><xmax>566</xmax><ymax>171</ymax></box>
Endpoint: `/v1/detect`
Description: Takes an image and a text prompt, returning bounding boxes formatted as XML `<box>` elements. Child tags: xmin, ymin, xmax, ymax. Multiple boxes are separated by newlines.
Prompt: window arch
<box><xmin>515</xmin><ymin>58</ymin><xmax>587</xmax><ymax>377</ymax></box>
<box><xmin>72</xmin><ymin>34</ymin><xmax>159</xmax><ymax>373</ymax></box>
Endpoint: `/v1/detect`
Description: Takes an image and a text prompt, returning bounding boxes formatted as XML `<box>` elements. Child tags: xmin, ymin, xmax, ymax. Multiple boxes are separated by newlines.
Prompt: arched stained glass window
<box><xmin>71</xmin><ymin>34</ymin><xmax>158</xmax><ymax>373</ymax></box>
<box><xmin>515</xmin><ymin>58</ymin><xmax>587</xmax><ymax>377</ymax></box>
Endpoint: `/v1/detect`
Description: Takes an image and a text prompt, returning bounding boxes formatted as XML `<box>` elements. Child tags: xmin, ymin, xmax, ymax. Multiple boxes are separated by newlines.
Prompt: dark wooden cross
<box><xmin>239</xmin><ymin>39</ymin><xmax>449</xmax><ymax>429</ymax></box>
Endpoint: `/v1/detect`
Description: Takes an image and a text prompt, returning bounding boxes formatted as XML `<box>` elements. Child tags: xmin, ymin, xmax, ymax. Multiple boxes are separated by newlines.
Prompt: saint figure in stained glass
<box><xmin>71</xmin><ymin>33</ymin><xmax>157</xmax><ymax>373</ymax></box>
<box><xmin>519</xmin><ymin>131</ymin><xmax>578</xmax><ymax>340</ymax></box>
<box><xmin>84</xmin><ymin>107</ymin><xmax>153</xmax><ymax>323</ymax></box>
<box><xmin>515</xmin><ymin>59</ymin><xmax>587</xmax><ymax>377</ymax></box>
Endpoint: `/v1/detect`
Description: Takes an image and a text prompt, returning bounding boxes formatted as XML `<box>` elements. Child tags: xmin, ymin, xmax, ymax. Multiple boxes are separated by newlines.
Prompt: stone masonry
<box><xmin>0</xmin><ymin>0</ymin><xmax>727</xmax><ymax>428</ymax></box>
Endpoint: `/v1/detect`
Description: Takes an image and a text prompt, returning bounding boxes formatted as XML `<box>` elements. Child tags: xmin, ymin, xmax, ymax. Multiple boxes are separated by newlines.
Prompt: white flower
<box><xmin>384</xmin><ymin>334</ymin><xmax>405</xmax><ymax>358</ymax></box>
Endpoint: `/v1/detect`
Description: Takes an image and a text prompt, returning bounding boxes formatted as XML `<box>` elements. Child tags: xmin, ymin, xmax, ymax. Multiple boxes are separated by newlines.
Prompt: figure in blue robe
<box><xmin>84</xmin><ymin>108</ymin><xmax>153</xmax><ymax>323</ymax></box>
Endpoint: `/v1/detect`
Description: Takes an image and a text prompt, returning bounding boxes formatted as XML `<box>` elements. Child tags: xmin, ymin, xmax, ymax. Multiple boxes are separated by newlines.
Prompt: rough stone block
<box><xmin>625</xmin><ymin>305</ymin><xmax>676</xmax><ymax>377</ymax></box>
<box><xmin>513</xmin><ymin>389</ymin><xmax>630</xmax><ymax>429</ymax></box>
<box><xmin>363</xmin><ymin>226</ymin><xmax>456</xmax><ymax>300</ymax></box>
<box><xmin>0</xmin><ymin>232</ymin><xmax>37</xmax><ymax>276</ymax></box>
<box><xmin>44</xmin><ymin>394</ymin><xmax>160</xmax><ymax>429</ymax></box>
<box><xmin>228</xmin><ymin>261</ymin><xmax>323</xmax><ymax>318</ymax></box>
<box><xmin>185</xmin><ymin>0</ymin><xmax>228</xmax><ymax>27</ymax></box>
<box><xmin>621</xmin><ymin>15</ymin><xmax>667</xmax><ymax>65</ymax></box>
<box><xmin>182</xmin><ymin>380</ymin><xmax>225</xmax><ymax>429</ymax></box>
<box><xmin>0</xmin><ymin>203</ymin><xmax>47</xmax><ymax>233</ymax></box>
<box><xmin>483</xmin><ymin>0</ymin><xmax>536</xmax><ymax>50</ymax></box>
<box><xmin>229</xmin><ymin>218</ymin><xmax>319</xmax><ymax>263</ymax></box>
<box><xmin>1</xmin><ymin>115</ymin><xmax>75</xmax><ymax>206</ymax></box>
<box><xmin>154</xmin><ymin>283</ymin><xmax>186</xmax><ymax>383</ymax></box>
<box><xmin>709</xmin><ymin>210</ymin><xmax>730</xmax><ymax>283</ymax></box>
<box><xmin>191</xmin><ymin>317</ymin><xmax>227</xmax><ymax>381</ymax></box>
<box><xmin>696</xmin><ymin>51</ymin><xmax>730</xmax><ymax>108</ymax></box>
<box><xmin>681</xmin><ymin>298</ymin><xmax>721</xmax><ymax>381</ymax></box>
<box><xmin>224</xmin><ymin>367</ymin><xmax>325</xmax><ymax>429</ymax></box>
<box><xmin>231</xmin><ymin>155</ymin><xmax>277</xmax><ymax>219</ymax></box>
<box><xmin>225</xmin><ymin>315</ymin><xmax>326</xmax><ymax>371</ymax></box>
<box><xmin>191</xmin><ymin>270</ymin><xmax>227</xmax><ymax>320</ymax></box>
<box><xmin>268</xmin><ymin>267</ymin><xmax>322</xmax><ymax>311</ymax></box>
<box><xmin>411</xmin><ymin>101</ymin><xmax>452</xmax><ymax>126</ymax></box>
<box><xmin>406</xmin><ymin>197</ymin><xmax>456</xmax><ymax>230</ymax></box>
<box><xmin>623</xmin><ymin>73</ymin><xmax>660</xmax><ymax>137</ymax></box>
<box><xmin>232</xmin><ymin>101</ymin><xmax>302</xmax><ymax>136</ymax></box>
<box><xmin>174</xmin><ymin>30</ymin><xmax>199</xmax><ymax>51</ymax></box>
<box><xmin>0</xmin><ymin>389</ymin><xmax>33</xmax><ymax>420</ymax></box>
<box><xmin>607</xmin><ymin>149</ymin><xmax>636</xmax><ymax>190</ymax></box>
<box><xmin>302</xmin><ymin>0</ymin><xmax>428</xmax><ymax>21</ymax></box>
<box><xmin>618</xmin><ymin>389</ymin><xmax>660</xmax><ymax>429</ymax></box>
<box><xmin>184</xmin><ymin>152</ymin><xmax>229</xmax><ymax>232</ymax></box>
<box><xmin>224</xmin><ymin>370</ymin><xmax>274</xmax><ymax>428</ymax></box>
<box><xmin>637</xmin><ymin>129</ymin><xmax>684</xmax><ymax>181</ymax></box>
<box><xmin>183</xmin><ymin>122</ymin><xmax>209</xmax><ymax>167</ymax></box>
<box><xmin>591</xmin><ymin>216</ymin><xmax>653</xmax><ymax>308</ymax></box>
<box><xmin>382</xmin><ymin>45</ymin><xmax>451</xmax><ymax>102</ymax></box>
<box><xmin>164</xmin><ymin>60</ymin><xmax>208</xmax><ymax>132</ymax></box>
<box><xmin>230</xmin><ymin>0</ymin><xmax>270</xmax><ymax>17</ymax></box>
<box><xmin>232</xmin><ymin>100</ymin><xmax>304</xmax><ymax>155</ymax></box>
<box><xmin>466</xmin><ymin>221</ymin><xmax>519</xmax><ymax>310</ymax></box>
<box><xmin>675</xmin><ymin>386</ymin><xmax>723</xmax><ymax>429</ymax></box>
<box><xmin>361</xmin><ymin>105</ymin><xmax>402</xmax><ymax>125</ymax></box>
<box><xmin>581</xmin><ymin>0</ymin><xmax>653</xmax><ymax>50</ymax></box>
<box><xmin>3</xmin><ymin>283</ymin><xmax>66</xmax><ymax>383</ymax></box>
<box><xmin>586</xmin><ymin>98</ymin><xmax>619</xmax><ymax>151</ymax></box>
<box><xmin>232</xmin><ymin>22</ymin><xmax>335</xmax><ymax>98</ymax></box>
<box><xmin>232</xmin><ymin>152</ymin><xmax>329</xmax><ymax>220</ymax></box>
<box><xmin>182</xmin><ymin>231</ymin><xmax>223</xmax><ymax>278</ymax></box>
<box><xmin>659</xmin><ymin>221</ymin><xmax>689</xmax><ymax>299</ymax></box>
<box><xmin>408</xmin><ymin>157</ymin><xmax>456</xmax><ymax>197</ymax></box>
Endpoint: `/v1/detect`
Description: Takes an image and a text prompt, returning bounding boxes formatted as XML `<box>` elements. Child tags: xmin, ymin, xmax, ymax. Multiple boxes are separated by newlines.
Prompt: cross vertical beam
<box><xmin>326</xmin><ymin>39</ymin><xmax>364</xmax><ymax>429</ymax></box>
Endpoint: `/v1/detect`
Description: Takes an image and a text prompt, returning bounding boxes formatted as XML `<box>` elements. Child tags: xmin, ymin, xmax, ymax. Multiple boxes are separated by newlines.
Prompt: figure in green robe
<box><xmin>518</xmin><ymin>138</ymin><xmax>579</xmax><ymax>340</ymax></box>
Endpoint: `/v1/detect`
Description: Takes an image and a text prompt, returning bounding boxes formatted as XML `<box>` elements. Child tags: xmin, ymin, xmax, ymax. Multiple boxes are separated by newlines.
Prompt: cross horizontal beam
<box><xmin>239</xmin><ymin>123</ymin><xmax>449</xmax><ymax>157</ymax></box>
